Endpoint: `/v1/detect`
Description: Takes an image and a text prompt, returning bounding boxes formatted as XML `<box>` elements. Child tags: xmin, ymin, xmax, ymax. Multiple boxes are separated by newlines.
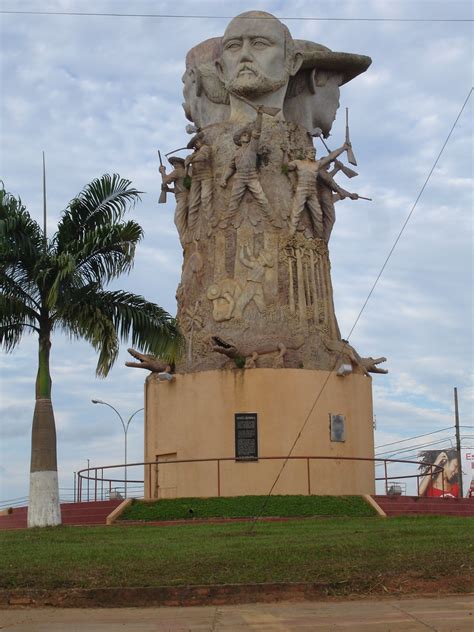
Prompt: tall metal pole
<box><xmin>91</xmin><ymin>400</ymin><xmax>143</xmax><ymax>498</ymax></box>
<box><xmin>42</xmin><ymin>151</ymin><xmax>47</xmax><ymax>242</ymax></box>
<box><xmin>87</xmin><ymin>459</ymin><xmax>90</xmax><ymax>502</ymax></box>
<box><xmin>454</xmin><ymin>387</ymin><xmax>463</xmax><ymax>497</ymax></box>
<box><xmin>123</xmin><ymin>408</ymin><xmax>144</xmax><ymax>498</ymax></box>
<box><xmin>124</xmin><ymin>429</ymin><xmax>128</xmax><ymax>498</ymax></box>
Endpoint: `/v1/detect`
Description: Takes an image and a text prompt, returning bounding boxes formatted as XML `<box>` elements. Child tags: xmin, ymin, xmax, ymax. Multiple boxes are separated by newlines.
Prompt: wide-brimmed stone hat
<box><xmin>168</xmin><ymin>156</ymin><xmax>185</xmax><ymax>166</ymax></box>
<box><xmin>295</xmin><ymin>39</ymin><xmax>372</xmax><ymax>85</ymax></box>
<box><xmin>187</xmin><ymin>133</ymin><xmax>205</xmax><ymax>149</ymax></box>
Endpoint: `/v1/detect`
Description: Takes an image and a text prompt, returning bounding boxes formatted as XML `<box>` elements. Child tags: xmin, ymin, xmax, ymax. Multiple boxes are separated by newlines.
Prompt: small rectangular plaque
<box><xmin>235</xmin><ymin>413</ymin><xmax>258</xmax><ymax>460</ymax></box>
<box><xmin>330</xmin><ymin>413</ymin><xmax>346</xmax><ymax>442</ymax></box>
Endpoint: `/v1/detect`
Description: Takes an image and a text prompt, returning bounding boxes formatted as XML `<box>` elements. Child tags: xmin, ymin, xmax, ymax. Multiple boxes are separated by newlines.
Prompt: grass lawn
<box><xmin>0</xmin><ymin>516</ymin><xmax>472</xmax><ymax>594</ymax></box>
<box><xmin>120</xmin><ymin>495</ymin><xmax>377</xmax><ymax>521</ymax></box>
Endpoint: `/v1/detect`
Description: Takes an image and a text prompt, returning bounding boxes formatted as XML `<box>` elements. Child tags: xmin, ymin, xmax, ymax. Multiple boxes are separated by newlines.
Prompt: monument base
<box><xmin>144</xmin><ymin>369</ymin><xmax>375</xmax><ymax>499</ymax></box>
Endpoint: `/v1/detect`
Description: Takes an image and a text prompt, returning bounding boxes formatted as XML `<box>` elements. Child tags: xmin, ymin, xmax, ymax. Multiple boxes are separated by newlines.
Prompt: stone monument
<box><xmin>141</xmin><ymin>11</ymin><xmax>386</xmax><ymax>499</ymax></box>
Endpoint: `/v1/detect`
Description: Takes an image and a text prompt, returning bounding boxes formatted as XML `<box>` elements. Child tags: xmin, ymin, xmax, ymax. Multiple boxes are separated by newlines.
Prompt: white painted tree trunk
<box><xmin>27</xmin><ymin>470</ymin><xmax>61</xmax><ymax>528</ymax></box>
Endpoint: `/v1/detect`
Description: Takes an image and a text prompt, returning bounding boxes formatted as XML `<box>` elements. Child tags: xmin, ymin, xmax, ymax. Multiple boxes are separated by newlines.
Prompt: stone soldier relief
<box><xmin>161</xmin><ymin>10</ymin><xmax>385</xmax><ymax>375</ymax></box>
<box><xmin>139</xmin><ymin>11</ymin><xmax>385</xmax><ymax>500</ymax></box>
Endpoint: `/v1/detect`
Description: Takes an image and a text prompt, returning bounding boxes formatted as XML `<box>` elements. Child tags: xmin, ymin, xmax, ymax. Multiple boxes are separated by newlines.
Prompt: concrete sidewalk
<box><xmin>1</xmin><ymin>595</ymin><xmax>472</xmax><ymax>631</ymax></box>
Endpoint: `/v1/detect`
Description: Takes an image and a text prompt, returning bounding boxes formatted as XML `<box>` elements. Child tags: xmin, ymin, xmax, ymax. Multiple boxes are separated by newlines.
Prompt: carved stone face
<box><xmin>182</xmin><ymin>68</ymin><xmax>197</xmax><ymax>122</ymax></box>
<box><xmin>312</xmin><ymin>74</ymin><xmax>342</xmax><ymax>135</ymax></box>
<box><xmin>306</xmin><ymin>147</ymin><xmax>316</xmax><ymax>160</ymax></box>
<box><xmin>218</xmin><ymin>13</ymin><xmax>294</xmax><ymax>97</ymax></box>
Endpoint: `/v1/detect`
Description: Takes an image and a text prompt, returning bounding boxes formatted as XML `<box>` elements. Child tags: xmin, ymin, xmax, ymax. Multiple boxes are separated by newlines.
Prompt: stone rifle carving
<box><xmin>159</xmin><ymin>156</ymin><xmax>189</xmax><ymax>247</ymax></box>
<box><xmin>152</xmin><ymin>10</ymin><xmax>385</xmax><ymax>375</ymax></box>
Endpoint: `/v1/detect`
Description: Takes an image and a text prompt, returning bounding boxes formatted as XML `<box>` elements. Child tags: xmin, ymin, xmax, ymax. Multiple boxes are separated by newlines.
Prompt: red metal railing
<box><xmin>75</xmin><ymin>456</ymin><xmax>445</xmax><ymax>502</ymax></box>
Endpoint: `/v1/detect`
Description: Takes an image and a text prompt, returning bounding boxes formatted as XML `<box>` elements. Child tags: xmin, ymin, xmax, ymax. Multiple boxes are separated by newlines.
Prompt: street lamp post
<box><xmin>91</xmin><ymin>399</ymin><xmax>144</xmax><ymax>498</ymax></box>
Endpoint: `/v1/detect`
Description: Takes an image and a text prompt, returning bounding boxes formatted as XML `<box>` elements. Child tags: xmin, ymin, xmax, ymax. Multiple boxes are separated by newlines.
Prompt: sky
<box><xmin>0</xmin><ymin>0</ymin><xmax>472</xmax><ymax>504</ymax></box>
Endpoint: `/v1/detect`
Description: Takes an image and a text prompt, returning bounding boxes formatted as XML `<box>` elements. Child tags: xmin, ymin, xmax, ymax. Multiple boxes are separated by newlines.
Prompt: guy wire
<box><xmin>246</xmin><ymin>86</ymin><xmax>473</xmax><ymax>533</ymax></box>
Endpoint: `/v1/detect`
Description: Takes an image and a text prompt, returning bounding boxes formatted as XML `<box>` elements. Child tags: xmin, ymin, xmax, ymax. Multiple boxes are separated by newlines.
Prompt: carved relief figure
<box><xmin>159</xmin><ymin>157</ymin><xmax>189</xmax><ymax>247</ymax></box>
<box><xmin>220</xmin><ymin>107</ymin><xmax>274</xmax><ymax>228</ymax></box>
<box><xmin>185</xmin><ymin>134</ymin><xmax>214</xmax><ymax>238</ymax></box>
<box><xmin>234</xmin><ymin>243</ymin><xmax>273</xmax><ymax>319</ymax></box>
<box><xmin>215</xmin><ymin>11</ymin><xmax>303</xmax><ymax>122</ymax></box>
<box><xmin>285</xmin><ymin>144</ymin><xmax>349</xmax><ymax>238</ymax></box>
<box><xmin>207</xmin><ymin>278</ymin><xmax>242</xmax><ymax>322</ymax></box>
<box><xmin>318</xmin><ymin>168</ymin><xmax>360</xmax><ymax>243</ymax></box>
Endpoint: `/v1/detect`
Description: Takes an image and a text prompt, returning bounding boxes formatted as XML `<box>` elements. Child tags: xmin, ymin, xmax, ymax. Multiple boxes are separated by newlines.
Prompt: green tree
<box><xmin>0</xmin><ymin>175</ymin><xmax>180</xmax><ymax>527</ymax></box>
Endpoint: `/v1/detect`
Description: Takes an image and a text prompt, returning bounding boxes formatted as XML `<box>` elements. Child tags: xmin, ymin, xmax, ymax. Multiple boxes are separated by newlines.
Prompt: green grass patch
<box><xmin>0</xmin><ymin>516</ymin><xmax>472</xmax><ymax>592</ymax></box>
<box><xmin>120</xmin><ymin>495</ymin><xmax>376</xmax><ymax>521</ymax></box>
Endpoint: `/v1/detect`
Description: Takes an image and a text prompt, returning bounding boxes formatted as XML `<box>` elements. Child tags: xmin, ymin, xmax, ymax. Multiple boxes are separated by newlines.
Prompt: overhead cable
<box><xmin>0</xmin><ymin>10</ymin><xmax>472</xmax><ymax>22</ymax></box>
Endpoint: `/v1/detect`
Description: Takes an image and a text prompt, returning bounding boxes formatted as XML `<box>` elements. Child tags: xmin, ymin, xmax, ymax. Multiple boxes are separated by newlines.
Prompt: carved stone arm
<box><xmin>221</xmin><ymin>161</ymin><xmax>236</xmax><ymax>187</ymax></box>
<box><xmin>318</xmin><ymin>170</ymin><xmax>351</xmax><ymax>198</ymax></box>
<box><xmin>319</xmin><ymin>143</ymin><xmax>348</xmax><ymax>170</ymax></box>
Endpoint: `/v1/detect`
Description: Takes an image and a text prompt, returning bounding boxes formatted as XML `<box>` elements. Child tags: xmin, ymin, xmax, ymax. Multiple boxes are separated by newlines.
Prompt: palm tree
<box><xmin>0</xmin><ymin>175</ymin><xmax>180</xmax><ymax>527</ymax></box>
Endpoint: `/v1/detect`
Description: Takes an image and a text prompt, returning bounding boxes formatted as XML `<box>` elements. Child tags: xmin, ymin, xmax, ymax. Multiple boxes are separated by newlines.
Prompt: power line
<box><xmin>376</xmin><ymin>437</ymin><xmax>456</xmax><ymax>458</ymax></box>
<box><xmin>0</xmin><ymin>10</ymin><xmax>472</xmax><ymax>22</ymax></box>
<box><xmin>375</xmin><ymin>426</ymin><xmax>454</xmax><ymax>449</ymax></box>
<box><xmin>345</xmin><ymin>87</ymin><xmax>473</xmax><ymax>341</ymax></box>
<box><xmin>375</xmin><ymin>425</ymin><xmax>473</xmax><ymax>452</ymax></box>
<box><xmin>247</xmin><ymin>87</ymin><xmax>473</xmax><ymax>530</ymax></box>
<box><xmin>377</xmin><ymin>434</ymin><xmax>474</xmax><ymax>459</ymax></box>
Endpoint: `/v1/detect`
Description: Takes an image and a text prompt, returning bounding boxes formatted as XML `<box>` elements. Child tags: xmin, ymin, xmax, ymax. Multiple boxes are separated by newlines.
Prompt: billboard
<box><xmin>417</xmin><ymin>448</ymin><xmax>473</xmax><ymax>498</ymax></box>
<box><xmin>461</xmin><ymin>450</ymin><xmax>474</xmax><ymax>498</ymax></box>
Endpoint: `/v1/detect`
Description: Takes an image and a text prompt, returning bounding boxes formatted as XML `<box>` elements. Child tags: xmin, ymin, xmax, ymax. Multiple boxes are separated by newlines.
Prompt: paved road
<box><xmin>0</xmin><ymin>595</ymin><xmax>473</xmax><ymax>631</ymax></box>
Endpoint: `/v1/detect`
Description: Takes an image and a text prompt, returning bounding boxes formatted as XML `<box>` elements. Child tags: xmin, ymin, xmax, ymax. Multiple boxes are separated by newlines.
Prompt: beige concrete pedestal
<box><xmin>144</xmin><ymin>369</ymin><xmax>375</xmax><ymax>499</ymax></box>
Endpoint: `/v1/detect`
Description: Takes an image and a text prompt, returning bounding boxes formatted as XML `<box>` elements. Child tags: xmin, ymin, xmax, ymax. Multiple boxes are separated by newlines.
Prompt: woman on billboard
<box><xmin>418</xmin><ymin>449</ymin><xmax>460</xmax><ymax>498</ymax></box>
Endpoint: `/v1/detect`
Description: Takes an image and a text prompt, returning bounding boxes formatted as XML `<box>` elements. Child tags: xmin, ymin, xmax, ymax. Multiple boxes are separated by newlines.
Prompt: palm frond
<box><xmin>42</xmin><ymin>252</ymin><xmax>78</xmax><ymax>309</ymax></box>
<box><xmin>0</xmin><ymin>184</ymin><xmax>45</xmax><ymax>263</ymax></box>
<box><xmin>67</xmin><ymin>220</ymin><xmax>143</xmax><ymax>285</ymax></box>
<box><xmin>0</xmin><ymin>267</ymin><xmax>41</xmax><ymax>311</ymax></box>
<box><xmin>57</xmin><ymin>286</ymin><xmax>182</xmax><ymax>376</ymax></box>
<box><xmin>55</xmin><ymin>174</ymin><xmax>142</xmax><ymax>252</ymax></box>
<box><xmin>0</xmin><ymin>295</ymin><xmax>39</xmax><ymax>351</ymax></box>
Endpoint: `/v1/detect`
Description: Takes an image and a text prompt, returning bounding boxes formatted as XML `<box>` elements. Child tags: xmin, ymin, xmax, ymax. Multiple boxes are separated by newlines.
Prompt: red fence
<box><xmin>75</xmin><ymin>456</ymin><xmax>444</xmax><ymax>502</ymax></box>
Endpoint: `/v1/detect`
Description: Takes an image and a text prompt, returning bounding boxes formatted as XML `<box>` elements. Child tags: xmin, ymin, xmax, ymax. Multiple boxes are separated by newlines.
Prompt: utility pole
<box><xmin>454</xmin><ymin>387</ymin><xmax>463</xmax><ymax>498</ymax></box>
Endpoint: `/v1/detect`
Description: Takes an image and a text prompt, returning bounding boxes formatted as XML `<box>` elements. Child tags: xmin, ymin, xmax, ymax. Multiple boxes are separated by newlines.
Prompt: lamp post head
<box><xmin>91</xmin><ymin>399</ymin><xmax>105</xmax><ymax>405</ymax></box>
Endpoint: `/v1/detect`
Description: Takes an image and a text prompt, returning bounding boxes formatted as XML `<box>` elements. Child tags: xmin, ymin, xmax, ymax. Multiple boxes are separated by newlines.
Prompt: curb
<box><xmin>1</xmin><ymin>584</ymin><xmax>470</xmax><ymax>609</ymax></box>
<box><xmin>0</xmin><ymin>583</ymin><xmax>338</xmax><ymax>608</ymax></box>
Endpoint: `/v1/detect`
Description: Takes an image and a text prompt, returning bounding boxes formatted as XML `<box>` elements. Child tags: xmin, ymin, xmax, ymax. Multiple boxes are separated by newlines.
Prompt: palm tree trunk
<box><xmin>28</xmin><ymin>328</ymin><xmax>61</xmax><ymax>527</ymax></box>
